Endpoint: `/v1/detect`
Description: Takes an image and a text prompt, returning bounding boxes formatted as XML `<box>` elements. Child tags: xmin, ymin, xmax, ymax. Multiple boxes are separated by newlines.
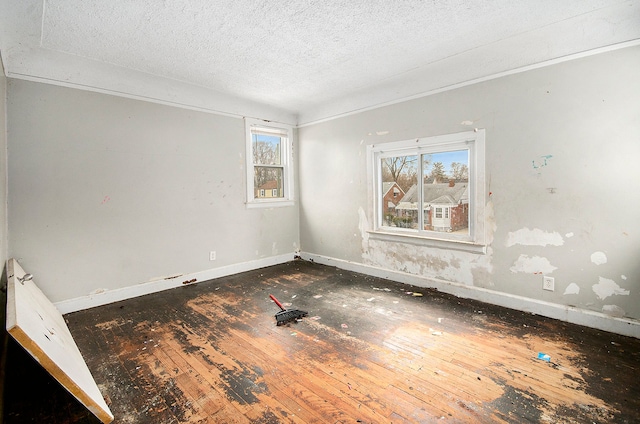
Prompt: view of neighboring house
<box><xmin>395</xmin><ymin>180</ymin><xmax>469</xmax><ymax>232</ymax></box>
<box><xmin>255</xmin><ymin>180</ymin><xmax>281</xmax><ymax>198</ymax></box>
<box><xmin>382</xmin><ymin>182</ymin><xmax>405</xmax><ymax>215</ymax></box>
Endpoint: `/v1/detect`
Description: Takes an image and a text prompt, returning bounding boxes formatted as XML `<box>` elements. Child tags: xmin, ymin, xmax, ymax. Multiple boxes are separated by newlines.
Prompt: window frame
<box><xmin>245</xmin><ymin>118</ymin><xmax>294</xmax><ymax>208</ymax></box>
<box><xmin>367</xmin><ymin>129</ymin><xmax>486</xmax><ymax>254</ymax></box>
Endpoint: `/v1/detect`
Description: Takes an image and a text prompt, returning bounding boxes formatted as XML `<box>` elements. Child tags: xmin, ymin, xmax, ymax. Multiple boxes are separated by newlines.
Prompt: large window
<box><xmin>368</xmin><ymin>130</ymin><xmax>486</xmax><ymax>252</ymax></box>
<box><xmin>245</xmin><ymin>118</ymin><xmax>294</xmax><ymax>207</ymax></box>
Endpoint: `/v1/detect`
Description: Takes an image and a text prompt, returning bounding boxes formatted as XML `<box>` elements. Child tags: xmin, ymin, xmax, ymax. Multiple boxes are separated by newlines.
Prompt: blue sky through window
<box><xmin>424</xmin><ymin>150</ymin><xmax>468</xmax><ymax>176</ymax></box>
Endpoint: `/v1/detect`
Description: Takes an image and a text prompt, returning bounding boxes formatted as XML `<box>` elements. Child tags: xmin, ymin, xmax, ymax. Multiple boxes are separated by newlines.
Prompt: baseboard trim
<box><xmin>300</xmin><ymin>252</ymin><xmax>640</xmax><ymax>339</ymax></box>
<box><xmin>55</xmin><ymin>253</ymin><xmax>296</xmax><ymax>314</ymax></box>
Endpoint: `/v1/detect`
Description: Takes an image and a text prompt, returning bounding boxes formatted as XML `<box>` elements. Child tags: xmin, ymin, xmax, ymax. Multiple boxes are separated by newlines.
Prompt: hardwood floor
<box><xmin>4</xmin><ymin>260</ymin><xmax>640</xmax><ymax>423</ymax></box>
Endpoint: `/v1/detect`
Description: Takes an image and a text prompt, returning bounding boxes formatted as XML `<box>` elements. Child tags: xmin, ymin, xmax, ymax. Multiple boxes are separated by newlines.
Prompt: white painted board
<box><xmin>5</xmin><ymin>259</ymin><xmax>114</xmax><ymax>423</ymax></box>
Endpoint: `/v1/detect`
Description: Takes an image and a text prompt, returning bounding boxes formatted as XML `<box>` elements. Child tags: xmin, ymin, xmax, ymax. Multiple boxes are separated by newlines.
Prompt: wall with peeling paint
<box><xmin>7</xmin><ymin>80</ymin><xmax>299</xmax><ymax>303</ymax></box>
<box><xmin>298</xmin><ymin>45</ymin><xmax>640</xmax><ymax>324</ymax></box>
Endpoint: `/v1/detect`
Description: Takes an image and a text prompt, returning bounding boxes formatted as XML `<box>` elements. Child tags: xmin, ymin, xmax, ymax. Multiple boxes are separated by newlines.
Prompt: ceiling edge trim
<box><xmin>296</xmin><ymin>39</ymin><xmax>640</xmax><ymax>128</ymax></box>
<box><xmin>5</xmin><ymin>71</ymin><xmax>298</xmax><ymax>126</ymax></box>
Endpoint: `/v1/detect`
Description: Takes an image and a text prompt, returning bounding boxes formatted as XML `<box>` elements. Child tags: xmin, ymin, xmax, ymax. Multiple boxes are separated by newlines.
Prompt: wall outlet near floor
<box><xmin>209</xmin><ymin>251</ymin><xmax>216</xmax><ymax>261</ymax></box>
<box><xmin>543</xmin><ymin>276</ymin><xmax>555</xmax><ymax>291</ymax></box>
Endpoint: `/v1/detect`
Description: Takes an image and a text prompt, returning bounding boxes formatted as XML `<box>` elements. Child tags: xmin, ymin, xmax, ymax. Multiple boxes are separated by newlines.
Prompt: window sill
<box><xmin>367</xmin><ymin>230</ymin><xmax>487</xmax><ymax>254</ymax></box>
<box><xmin>246</xmin><ymin>200</ymin><xmax>295</xmax><ymax>209</ymax></box>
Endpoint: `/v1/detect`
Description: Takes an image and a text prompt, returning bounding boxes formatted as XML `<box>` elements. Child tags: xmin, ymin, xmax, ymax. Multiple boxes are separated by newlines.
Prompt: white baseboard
<box><xmin>300</xmin><ymin>252</ymin><xmax>640</xmax><ymax>339</ymax></box>
<box><xmin>55</xmin><ymin>253</ymin><xmax>296</xmax><ymax>314</ymax></box>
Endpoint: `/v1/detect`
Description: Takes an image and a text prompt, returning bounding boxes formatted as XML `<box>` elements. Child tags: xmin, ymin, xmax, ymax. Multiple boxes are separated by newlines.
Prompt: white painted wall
<box><xmin>7</xmin><ymin>80</ymin><xmax>299</xmax><ymax>303</ymax></box>
<box><xmin>0</xmin><ymin>55</ymin><xmax>7</xmax><ymax>266</ymax></box>
<box><xmin>4</xmin><ymin>44</ymin><xmax>640</xmax><ymax>336</ymax></box>
<box><xmin>298</xmin><ymin>46</ymin><xmax>640</xmax><ymax>323</ymax></box>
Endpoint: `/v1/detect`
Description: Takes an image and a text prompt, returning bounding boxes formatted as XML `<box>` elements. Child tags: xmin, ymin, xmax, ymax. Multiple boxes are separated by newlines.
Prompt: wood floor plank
<box><xmin>7</xmin><ymin>260</ymin><xmax>638</xmax><ymax>423</ymax></box>
<box><xmin>221</xmin><ymin>326</ymin><xmax>390</xmax><ymax>423</ymax></box>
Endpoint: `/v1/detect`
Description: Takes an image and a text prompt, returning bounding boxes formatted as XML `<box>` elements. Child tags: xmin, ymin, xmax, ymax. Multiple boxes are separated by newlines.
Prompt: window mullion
<box><xmin>254</xmin><ymin>164</ymin><xmax>284</xmax><ymax>169</ymax></box>
<box><xmin>417</xmin><ymin>154</ymin><xmax>424</xmax><ymax>232</ymax></box>
<box><xmin>375</xmin><ymin>153</ymin><xmax>383</xmax><ymax>229</ymax></box>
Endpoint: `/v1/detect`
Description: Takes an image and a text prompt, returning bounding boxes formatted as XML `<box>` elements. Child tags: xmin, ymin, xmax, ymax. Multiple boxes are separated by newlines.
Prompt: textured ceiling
<box><xmin>1</xmin><ymin>0</ymin><xmax>639</xmax><ymax>125</ymax></box>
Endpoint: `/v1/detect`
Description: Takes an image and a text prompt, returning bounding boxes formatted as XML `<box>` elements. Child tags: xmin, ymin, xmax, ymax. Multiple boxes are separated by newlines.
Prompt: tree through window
<box><xmin>368</xmin><ymin>130</ymin><xmax>486</xmax><ymax>251</ymax></box>
<box><xmin>245</xmin><ymin>119</ymin><xmax>294</xmax><ymax>207</ymax></box>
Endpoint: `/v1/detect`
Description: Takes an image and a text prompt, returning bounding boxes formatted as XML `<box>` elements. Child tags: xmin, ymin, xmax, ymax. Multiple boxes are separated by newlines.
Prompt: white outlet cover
<box><xmin>543</xmin><ymin>276</ymin><xmax>555</xmax><ymax>291</ymax></box>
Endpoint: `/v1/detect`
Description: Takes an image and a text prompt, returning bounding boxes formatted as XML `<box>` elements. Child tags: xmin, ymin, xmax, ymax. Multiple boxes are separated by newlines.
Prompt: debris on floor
<box><xmin>537</xmin><ymin>352</ymin><xmax>551</xmax><ymax>362</ymax></box>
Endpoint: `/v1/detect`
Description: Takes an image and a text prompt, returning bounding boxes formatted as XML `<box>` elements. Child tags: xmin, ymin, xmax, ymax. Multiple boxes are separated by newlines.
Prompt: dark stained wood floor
<box><xmin>4</xmin><ymin>260</ymin><xmax>640</xmax><ymax>423</ymax></box>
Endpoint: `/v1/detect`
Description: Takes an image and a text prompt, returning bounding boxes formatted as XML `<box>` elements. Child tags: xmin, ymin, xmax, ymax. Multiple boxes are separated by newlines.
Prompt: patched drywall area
<box><xmin>357</xmin><ymin>206</ymin><xmax>495</xmax><ymax>287</ymax></box>
<box><xmin>7</xmin><ymin>80</ymin><xmax>299</xmax><ymax>303</ymax></box>
<box><xmin>299</xmin><ymin>45</ymin><xmax>640</xmax><ymax>323</ymax></box>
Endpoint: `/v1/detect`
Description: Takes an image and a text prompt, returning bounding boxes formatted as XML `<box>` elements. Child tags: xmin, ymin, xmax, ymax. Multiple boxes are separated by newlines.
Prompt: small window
<box><xmin>368</xmin><ymin>130</ymin><xmax>486</xmax><ymax>253</ymax></box>
<box><xmin>245</xmin><ymin>118</ymin><xmax>294</xmax><ymax>207</ymax></box>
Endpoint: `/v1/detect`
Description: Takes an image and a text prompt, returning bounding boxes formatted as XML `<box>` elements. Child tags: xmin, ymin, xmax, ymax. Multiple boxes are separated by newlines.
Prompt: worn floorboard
<box><xmin>3</xmin><ymin>260</ymin><xmax>640</xmax><ymax>423</ymax></box>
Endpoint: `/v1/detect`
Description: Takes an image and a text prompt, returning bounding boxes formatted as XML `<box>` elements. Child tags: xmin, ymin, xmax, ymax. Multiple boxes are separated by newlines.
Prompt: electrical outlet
<box><xmin>209</xmin><ymin>251</ymin><xmax>216</xmax><ymax>261</ymax></box>
<box><xmin>543</xmin><ymin>276</ymin><xmax>555</xmax><ymax>291</ymax></box>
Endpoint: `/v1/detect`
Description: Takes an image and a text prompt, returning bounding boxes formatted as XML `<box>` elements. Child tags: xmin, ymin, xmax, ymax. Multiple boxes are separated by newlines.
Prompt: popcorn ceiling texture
<box><xmin>1</xmin><ymin>0</ymin><xmax>639</xmax><ymax>123</ymax></box>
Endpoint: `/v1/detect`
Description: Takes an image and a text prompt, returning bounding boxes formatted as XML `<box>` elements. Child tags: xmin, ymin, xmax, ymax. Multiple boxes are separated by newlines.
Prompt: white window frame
<box><xmin>367</xmin><ymin>129</ymin><xmax>486</xmax><ymax>254</ymax></box>
<box><xmin>245</xmin><ymin>118</ymin><xmax>294</xmax><ymax>208</ymax></box>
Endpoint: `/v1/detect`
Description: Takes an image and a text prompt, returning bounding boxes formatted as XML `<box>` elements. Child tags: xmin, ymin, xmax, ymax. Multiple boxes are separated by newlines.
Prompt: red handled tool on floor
<box><xmin>269</xmin><ymin>294</ymin><xmax>308</xmax><ymax>326</ymax></box>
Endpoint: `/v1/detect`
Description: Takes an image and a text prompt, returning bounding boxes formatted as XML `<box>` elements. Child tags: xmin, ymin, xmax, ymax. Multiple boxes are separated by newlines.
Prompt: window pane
<box><xmin>254</xmin><ymin>167</ymin><xmax>283</xmax><ymax>199</ymax></box>
<box><xmin>252</xmin><ymin>133</ymin><xmax>282</xmax><ymax>165</ymax></box>
<box><xmin>381</xmin><ymin>155</ymin><xmax>418</xmax><ymax>229</ymax></box>
<box><xmin>422</xmin><ymin>150</ymin><xmax>469</xmax><ymax>234</ymax></box>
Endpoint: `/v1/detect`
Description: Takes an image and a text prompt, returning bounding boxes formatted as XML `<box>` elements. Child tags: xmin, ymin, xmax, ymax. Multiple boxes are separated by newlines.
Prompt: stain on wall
<box><xmin>299</xmin><ymin>46</ymin><xmax>640</xmax><ymax>324</ymax></box>
<box><xmin>564</xmin><ymin>283</ymin><xmax>580</xmax><ymax>295</ymax></box>
<box><xmin>592</xmin><ymin>277</ymin><xmax>630</xmax><ymax>300</ymax></box>
<box><xmin>357</xmin><ymin>206</ymin><xmax>495</xmax><ymax>287</ymax></box>
<box><xmin>532</xmin><ymin>155</ymin><xmax>553</xmax><ymax>170</ymax></box>
<box><xmin>590</xmin><ymin>252</ymin><xmax>608</xmax><ymax>265</ymax></box>
<box><xmin>602</xmin><ymin>305</ymin><xmax>625</xmax><ymax>318</ymax></box>
<box><xmin>510</xmin><ymin>255</ymin><xmax>557</xmax><ymax>275</ymax></box>
<box><xmin>506</xmin><ymin>228</ymin><xmax>564</xmax><ymax>247</ymax></box>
